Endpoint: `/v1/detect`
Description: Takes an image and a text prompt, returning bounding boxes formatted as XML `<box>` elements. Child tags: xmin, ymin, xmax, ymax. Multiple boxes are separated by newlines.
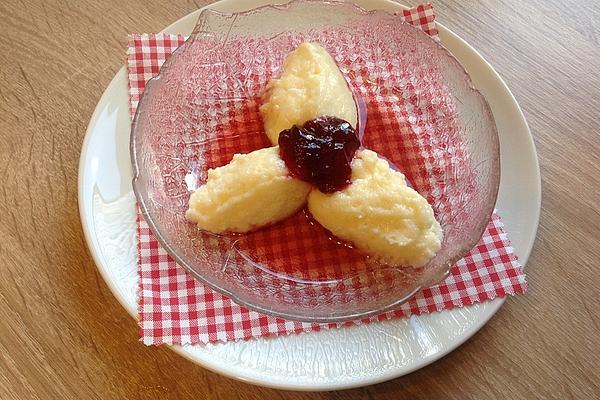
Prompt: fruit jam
<box><xmin>278</xmin><ymin>116</ymin><xmax>360</xmax><ymax>193</ymax></box>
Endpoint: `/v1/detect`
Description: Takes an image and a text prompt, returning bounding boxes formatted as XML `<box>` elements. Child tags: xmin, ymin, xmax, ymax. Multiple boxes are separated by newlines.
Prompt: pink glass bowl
<box><xmin>130</xmin><ymin>0</ymin><xmax>500</xmax><ymax>322</ymax></box>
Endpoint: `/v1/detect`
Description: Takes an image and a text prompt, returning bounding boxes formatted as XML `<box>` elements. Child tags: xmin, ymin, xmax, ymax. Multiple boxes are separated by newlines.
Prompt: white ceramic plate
<box><xmin>78</xmin><ymin>0</ymin><xmax>540</xmax><ymax>391</ymax></box>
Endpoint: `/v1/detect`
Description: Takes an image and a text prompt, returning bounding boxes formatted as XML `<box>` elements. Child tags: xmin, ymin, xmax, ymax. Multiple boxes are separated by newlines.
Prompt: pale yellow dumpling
<box><xmin>260</xmin><ymin>42</ymin><xmax>357</xmax><ymax>144</ymax></box>
<box><xmin>186</xmin><ymin>147</ymin><xmax>311</xmax><ymax>233</ymax></box>
<box><xmin>308</xmin><ymin>149</ymin><xmax>443</xmax><ymax>267</ymax></box>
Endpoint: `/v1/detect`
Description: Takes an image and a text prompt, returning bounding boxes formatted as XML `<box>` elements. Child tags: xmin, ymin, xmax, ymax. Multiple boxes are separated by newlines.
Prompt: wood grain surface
<box><xmin>1</xmin><ymin>0</ymin><xmax>599</xmax><ymax>398</ymax></box>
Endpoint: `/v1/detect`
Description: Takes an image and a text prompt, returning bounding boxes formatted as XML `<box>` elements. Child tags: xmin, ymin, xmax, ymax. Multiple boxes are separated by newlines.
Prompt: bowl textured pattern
<box><xmin>131</xmin><ymin>0</ymin><xmax>499</xmax><ymax>321</ymax></box>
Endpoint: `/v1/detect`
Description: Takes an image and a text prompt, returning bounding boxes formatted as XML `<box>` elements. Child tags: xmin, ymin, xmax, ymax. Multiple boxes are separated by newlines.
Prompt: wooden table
<box><xmin>1</xmin><ymin>0</ymin><xmax>599</xmax><ymax>398</ymax></box>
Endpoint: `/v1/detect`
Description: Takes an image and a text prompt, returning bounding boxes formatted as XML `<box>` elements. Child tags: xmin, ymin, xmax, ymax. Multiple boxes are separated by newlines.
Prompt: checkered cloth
<box><xmin>399</xmin><ymin>3</ymin><xmax>439</xmax><ymax>38</ymax></box>
<box><xmin>128</xmin><ymin>3</ymin><xmax>527</xmax><ymax>345</ymax></box>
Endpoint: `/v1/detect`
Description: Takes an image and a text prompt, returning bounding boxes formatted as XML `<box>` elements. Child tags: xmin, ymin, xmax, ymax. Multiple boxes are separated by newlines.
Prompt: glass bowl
<box><xmin>130</xmin><ymin>0</ymin><xmax>500</xmax><ymax>322</ymax></box>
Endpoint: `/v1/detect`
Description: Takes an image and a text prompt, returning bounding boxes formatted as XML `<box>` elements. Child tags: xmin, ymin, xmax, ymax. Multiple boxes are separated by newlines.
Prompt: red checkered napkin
<box><xmin>128</xmin><ymin>4</ymin><xmax>527</xmax><ymax>345</ymax></box>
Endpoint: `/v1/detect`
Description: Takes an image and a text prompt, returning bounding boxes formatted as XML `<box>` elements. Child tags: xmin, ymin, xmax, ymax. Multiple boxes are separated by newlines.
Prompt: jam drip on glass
<box><xmin>278</xmin><ymin>116</ymin><xmax>360</xmax><ymax>193</ymax></box>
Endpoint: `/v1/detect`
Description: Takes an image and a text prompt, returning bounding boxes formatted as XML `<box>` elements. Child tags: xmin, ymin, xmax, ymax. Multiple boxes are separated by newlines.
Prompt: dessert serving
<box><xmin>186</xmin><ymin>43</ymin><xmax>443</xmax><ymax>268</ymax></box>
<box><xmin>131</xmin><ymin>0</ymin><xmax>500</xmax><ymax>321</ymax></box>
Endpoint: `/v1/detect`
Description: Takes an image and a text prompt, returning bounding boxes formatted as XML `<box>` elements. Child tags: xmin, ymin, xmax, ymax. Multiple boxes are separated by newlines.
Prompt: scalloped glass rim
<box><xmin>130</xmin><ymin>0</ymin><xmax>500</xmax><ymax>322</ymax></box>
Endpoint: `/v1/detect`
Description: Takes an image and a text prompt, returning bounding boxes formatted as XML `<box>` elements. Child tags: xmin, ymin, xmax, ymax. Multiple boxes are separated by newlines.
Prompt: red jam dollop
<box><xmin>278</xmin><ymin>116</ymin><xmax>361</xmax><ymax>193</ymax></box>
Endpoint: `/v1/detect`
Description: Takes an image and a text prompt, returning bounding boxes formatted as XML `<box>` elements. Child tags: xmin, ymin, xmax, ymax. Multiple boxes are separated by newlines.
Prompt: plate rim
<box><xmin>78</xmin><ymin>0</ymin><xmax>540</xmax><ymax>391</ymax></box>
